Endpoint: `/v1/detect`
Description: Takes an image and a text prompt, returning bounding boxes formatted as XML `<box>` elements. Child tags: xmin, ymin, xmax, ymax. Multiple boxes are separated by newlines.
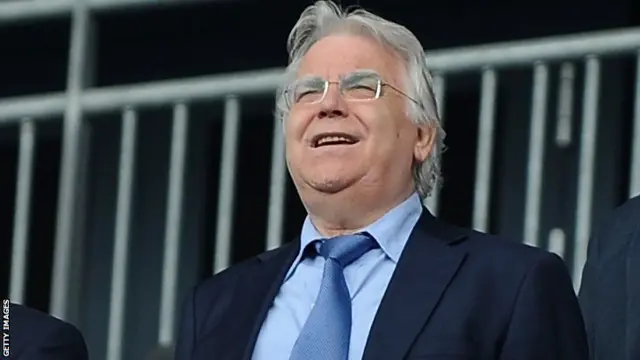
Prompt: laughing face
<box><xmin>284</xmin><ymin>34</ymin><xmax>432</xmax><ymax>207</ymax></box>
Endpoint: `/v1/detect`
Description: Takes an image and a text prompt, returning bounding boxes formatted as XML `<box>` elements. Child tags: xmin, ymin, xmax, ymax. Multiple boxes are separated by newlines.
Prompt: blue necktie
<box><xmin>289</xmin><ymin>233</ymin><xmax>376</xmax><ymax>360</ymax></box>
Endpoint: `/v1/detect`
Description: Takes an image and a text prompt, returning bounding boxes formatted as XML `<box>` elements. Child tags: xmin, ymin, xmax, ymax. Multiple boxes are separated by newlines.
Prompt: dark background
<box><xmin>0</xmin><ymin>0</ymin><xmax>638</xmax><ymax>359</ymax></box>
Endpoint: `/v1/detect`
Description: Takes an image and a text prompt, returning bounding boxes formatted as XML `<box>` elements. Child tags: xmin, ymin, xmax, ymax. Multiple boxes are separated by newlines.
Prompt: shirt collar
<box><xmin>286</xmin><ymin>192</ymin><xmax>423</xmax><ymax>279</ymax></box>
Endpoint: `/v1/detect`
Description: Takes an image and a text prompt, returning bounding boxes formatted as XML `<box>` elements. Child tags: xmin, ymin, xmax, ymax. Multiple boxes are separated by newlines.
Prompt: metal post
<box><xmin>548</xmin><ymin>228</ymin><xmax>566</xmax><ymax>258</ymax></box>
<box><xmin>9</xmin><ymin>119</ymin><xmax>37</xmax><ymax>304</ymax></box>
<box><xmin>106</xmin><ymin>108</ymin><xmax>138</xmax><ymax>360</ymax></box>
<box><xmin>214</xmin><ymin>96</ymin><xmax>241</xmax><ymax>274</ymax></box>
<box><xmin>266</xmin><ymin>115</ymin><xmax>287</xmax><ymax>251</ymax></box>
<box><xmin>555</xmin><ymin>63</ymin><xmax>576</xmax><ymax>147</ymax></box>
<box><xmin>523</xmin><ymin>63</ymin><xmax>549</xmax><ymax>248</ymax></box>
<box><xmin>572</xmin><ymin>56</ymin><xmax>600</xmax><ymax>289</ymax></box>
<box><xmin>50</xmin><ymin>0</ymin><xmax>92</xmax><ymax>321</ymax></box>
<box><xmin>158</xmin><ymin>103</ymin><xmax>189</xmax><ymax>345</ymax></box>
<box><xmin>473</xmin><ymin>68</ymin><xmax>498</xmax><ymax>232</ymax></box>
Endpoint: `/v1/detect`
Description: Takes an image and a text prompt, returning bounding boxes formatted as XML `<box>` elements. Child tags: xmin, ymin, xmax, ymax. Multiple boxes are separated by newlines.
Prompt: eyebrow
<box><xmin>347</xmin><ymin>69</ymin><xmax>380</xmax><ymax>78</ymax></box>
<box><xmin>296</xmin><ymin>74</ymin><xmax>323</xmax><ymax>82</ymax></box>
<box><xmin>295</xmin><ymin>69</ymin><xmax>382</xmax><ymax>81</ymax></box>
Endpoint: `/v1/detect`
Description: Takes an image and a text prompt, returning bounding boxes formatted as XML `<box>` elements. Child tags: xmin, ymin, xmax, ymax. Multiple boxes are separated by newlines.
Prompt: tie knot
<box><xmin>318</xmin><ymin>233</ymin><xmax>375</xmax><ymax>267</ymax></box>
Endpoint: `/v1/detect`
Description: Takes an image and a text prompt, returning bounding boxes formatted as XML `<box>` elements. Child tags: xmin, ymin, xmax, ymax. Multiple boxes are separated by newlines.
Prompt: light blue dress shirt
<box><xmin>252</xmin><ymin>193</ymin><xmax>423</xmax><ymax>360</ymax></box>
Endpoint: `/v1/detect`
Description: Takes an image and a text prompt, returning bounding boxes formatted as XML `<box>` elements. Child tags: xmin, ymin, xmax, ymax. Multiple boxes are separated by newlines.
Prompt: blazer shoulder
<box><xmin>10</xmin><ymin>303</ymin><xmax>85</xmax><ymax>338</ymax></box>
<box><xmin>424</xmin><ymin>214</ymin><xmax>556</xmax><ymax>269</ymax></box>
<box><xmin>10</xmin><ymin>303</ymin><xmax>88</xmax><ymax>359</ymax></box>
<box><xmin>465</xmin><ymin>230</ymin><xmax>565</xmax><ymax>273</ymax></box>
<box><xmin>610</xmin><ymin>195</ymin><xmax>640</xmax><ymax>232</ymax></box>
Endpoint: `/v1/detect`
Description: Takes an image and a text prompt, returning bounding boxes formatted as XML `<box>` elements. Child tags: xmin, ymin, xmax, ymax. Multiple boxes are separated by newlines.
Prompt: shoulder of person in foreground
<box><xmin>8</xmin><ymin>302</ymin><xmax>89</xmax><ymax>360</ymax></box>
<box><xmin>593</xmin><ymin>195</ymin><xmax>640</xmax><ymax>246</ymax></box>
<box><xmin>580</xmin><ymin>194</ymin><xmax>640</xmax><ymax>295</ymax></box>
<box><xmin>579</xmin><ymin>195</ymin><xmax>640</xmax><ymax>359</ymax></box>
<box><xmin>612</xmin><ymin>194</ymin><xmax>640</xmax><ymax>220</ymax></box>
<box><xmin>174</xmin><ymin>243</ymin><xmax>294</xmax><ymax>359</ymax></box>
<box><xmin>464</xmin><ymin>229</ymin><xmax>587</xmax><ymax>359</ymax></box>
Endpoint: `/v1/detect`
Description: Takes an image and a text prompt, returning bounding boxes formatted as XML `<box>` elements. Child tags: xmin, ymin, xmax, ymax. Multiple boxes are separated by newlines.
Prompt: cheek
<box><xmin>286</xmin><ymin>109</ymin><xmax>314</xmax><ymax>139</ymax></box>
<box><xmin>366</xmin><ymin>113</ymin><xmax>417</xmax><ymax>165</ymax></box>
<box><xmin>362</xmin><ymin>104</ymin><xmax>405</xmax><ymax>143</ymax></box>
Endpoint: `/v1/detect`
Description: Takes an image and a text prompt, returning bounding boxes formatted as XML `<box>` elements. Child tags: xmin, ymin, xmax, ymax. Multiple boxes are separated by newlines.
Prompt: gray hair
<box><xmin>275</xmin><ymin>0</ymin><xmax>446</xmax><ymax>199</ymax></box>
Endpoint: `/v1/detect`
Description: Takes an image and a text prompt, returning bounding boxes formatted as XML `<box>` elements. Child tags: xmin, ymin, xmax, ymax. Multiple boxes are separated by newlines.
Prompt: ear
<box><xmin>413</xmin><ymin>124</ymin><xmax>435</xmax><ymax>162</ymax></box>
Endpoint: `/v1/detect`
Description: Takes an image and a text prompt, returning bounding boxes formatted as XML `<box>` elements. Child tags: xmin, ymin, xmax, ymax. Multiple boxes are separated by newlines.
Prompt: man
<box><xmin>579</xmin><ymin>195</ymin><xmax>640</xmax><ymax>360</ymax></box>
<box><xmin>7</xmin><ymin>302</ymin><xmax>89</xmax><ymax>360</ymax></box>
<box><xmin>175</xmin><ymin>1</ymin><xmax>587</xmax><ymax>359</ymax></box>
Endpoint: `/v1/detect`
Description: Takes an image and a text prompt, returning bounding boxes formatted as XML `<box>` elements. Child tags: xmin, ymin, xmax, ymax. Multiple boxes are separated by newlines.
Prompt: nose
<box><xmin>317</xmin><ymin>85</ymin><xmax>348</xmax><ymax>119</ymax></box>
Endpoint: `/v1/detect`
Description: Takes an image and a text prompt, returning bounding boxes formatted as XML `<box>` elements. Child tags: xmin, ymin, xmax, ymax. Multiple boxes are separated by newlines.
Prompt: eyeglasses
<box><xmin>284</xmin><ymin>69</ymin><xmax>420</xmax><ymax>107</ymax></box>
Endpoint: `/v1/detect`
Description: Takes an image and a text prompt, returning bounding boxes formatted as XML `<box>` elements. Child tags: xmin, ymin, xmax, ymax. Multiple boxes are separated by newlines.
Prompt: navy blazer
<box><xmin>7</xmin><ymin>303</ymin><xmax>88</xmax><ymax>360</ymax></box>
<box><xmin>579</xmin><ymin>195</ymin><xmax>640</xmax><ymax>360</ymax></box>
<box><xmin>176</xmin><ymin>210</ymin><xmax>588</xmax><ymax>360</ymax></box>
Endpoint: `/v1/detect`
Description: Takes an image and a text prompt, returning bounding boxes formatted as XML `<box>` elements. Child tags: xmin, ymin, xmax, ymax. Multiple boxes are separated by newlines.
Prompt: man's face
<box><xmin>284</xmin><ymin>34</ymin><xmax>432</xmax><ymax>200</ymax></box>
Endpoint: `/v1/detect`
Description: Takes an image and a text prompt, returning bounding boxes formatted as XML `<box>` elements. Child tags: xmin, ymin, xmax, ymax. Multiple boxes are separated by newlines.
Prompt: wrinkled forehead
<box><xmin>295</xmin><ymin>34</ymin><xmax>403</xmax><ymax>81</ymax></box>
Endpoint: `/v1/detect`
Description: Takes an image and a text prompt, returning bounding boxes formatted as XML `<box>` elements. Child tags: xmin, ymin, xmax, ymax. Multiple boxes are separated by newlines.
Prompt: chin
<box><xmin>307</xmin><ymin>175</ymin><xmax>355</xmax><ymax>194</ymax></box>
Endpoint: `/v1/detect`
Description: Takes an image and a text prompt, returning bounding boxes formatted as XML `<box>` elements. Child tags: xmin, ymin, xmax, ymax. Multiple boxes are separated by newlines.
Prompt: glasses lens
<box><xmin>291</xmin><ymin>78</ymin><xmax>326</xmax><ymax>104</ymax></box>
<box><xmin>342</xmin><ymin>73</ymin><xmax>380</xmax><ymax>100</ymax></box>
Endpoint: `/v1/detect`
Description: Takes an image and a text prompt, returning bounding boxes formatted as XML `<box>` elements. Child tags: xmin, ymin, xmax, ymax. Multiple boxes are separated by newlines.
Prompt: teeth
<box><xmin>316</xmin><ymin>136</ymin><xmax>354</xmax><ymax>146</ymax></box>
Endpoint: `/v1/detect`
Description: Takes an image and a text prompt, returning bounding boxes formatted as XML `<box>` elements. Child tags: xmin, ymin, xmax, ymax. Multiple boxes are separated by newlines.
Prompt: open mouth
<box><xmin>311</xmin><ymin>132</ymin><xmax>360</xmax><ymax>148</ymax></box>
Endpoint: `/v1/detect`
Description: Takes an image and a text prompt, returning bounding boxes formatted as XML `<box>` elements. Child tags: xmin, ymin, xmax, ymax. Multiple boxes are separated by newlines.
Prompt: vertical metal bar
<box><xmin>572</xmin><ymin>56</ymin><xmax>600</xmax><ymax>290</ymax></box>
<box><xmin>433</xmin><ymin>74</ymin><xmax>446</xmax><ymax>120</ymax></box>
<box><xmin>106</xmin><ymin>108</ymin><xmax>137</xmax><ymax>360</ymax></box>
<box><xmin>629</xmin><ymin>52</ymin><xmax>640</xmax><ymax>198</ymax></box>
<box><xmin>473</xmin><ymin>68</ymin><xmax>498</xmax><ymax>232</ymax></box>
<box><xmin>9</xmin><ymin>119</ymin><xmax>36</xmax><ymax>304</ymax></box>
<box><xmin>214</xmin><ymin>96</ymin><xmax>241</xmax><ymax>274</ymax></box>
<box><xmin>266</xmin><ymin>116</ymin><xmax>287</xmax><ymax>251</ymax></box>
<box><xmin>555</xmin><ymin>63</ymin><xmax>576</xmax><ymax>147</ymax></box>
<box><xmin>548</xmin><ymin>228</ymin><xmax>566</xmax><ymax>259</ymax></box>
<box><xmin>523</xmin><ymin>63</ymin><xmax>549</xmax><ymax>247</ymax></box>
<box><xmin>51</xmin><ymin>0</ymin><xmax>91</xmax><ymax>320</ymax></box>
<box><xmin>425</xmin><ymin>74</ymin><xmax>446</xmax><ymax>215</ymax></box>
<box><xmin>158</xmin><ymin>103</ymin><xmax>189</xmax><ymax>345</ymax></box>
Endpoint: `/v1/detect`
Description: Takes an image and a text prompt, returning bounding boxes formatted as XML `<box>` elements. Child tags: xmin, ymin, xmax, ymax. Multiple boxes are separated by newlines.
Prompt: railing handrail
<box><xmin>0</xmin><ymin>0</ymin><xmax>212</xmax><ymax>23</ymax></box>
<box><xmin>427</xmin><ymin>27</ymin><xmax>640</xmax><ymax>71</ymax></box>
<box><xmin>2</xmin><ymin>27</ymin><xmax>640</xmax><ymax>123</ymax></box>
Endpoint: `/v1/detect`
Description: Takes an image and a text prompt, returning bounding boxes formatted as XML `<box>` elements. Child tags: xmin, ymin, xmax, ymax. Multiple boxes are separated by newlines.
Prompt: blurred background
<box><xmin>0</xmin><ymin>0</ymin><xmax>639</xmax><ymax>359</ymax></box>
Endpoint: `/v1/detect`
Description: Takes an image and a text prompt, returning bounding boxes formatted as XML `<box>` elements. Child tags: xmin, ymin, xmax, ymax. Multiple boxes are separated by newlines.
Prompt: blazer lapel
<box><xmin>363</xmin><ymin>211</ymin><xmax>469</xmax><ymax>360</ymax></box>
<box><xmin>193</xmin><ymin>241</ymin><xmax>299</xmax><ymax>360</ymax></box>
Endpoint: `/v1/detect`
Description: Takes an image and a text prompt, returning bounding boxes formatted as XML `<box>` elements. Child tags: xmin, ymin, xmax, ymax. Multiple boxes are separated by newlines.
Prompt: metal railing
<box><xmin>2</xmin><ymin>2</ymin><xmax>640</xmax><ymax>359</ymax></box>
<box><xmin>0</xmin><ymin>0</ymin><xmax>214</xmax><ymax>22</ymax></box>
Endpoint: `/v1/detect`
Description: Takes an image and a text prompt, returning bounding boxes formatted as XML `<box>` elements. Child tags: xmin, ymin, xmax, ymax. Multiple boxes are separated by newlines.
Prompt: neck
<box><xmin>305</xmin><ymin>185</ymin><xmax>416</xmax><ymax>238</ymax></box>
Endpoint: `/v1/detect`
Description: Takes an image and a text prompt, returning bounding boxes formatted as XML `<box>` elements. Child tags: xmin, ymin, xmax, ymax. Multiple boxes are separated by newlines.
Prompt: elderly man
<box><xmin>175</xmin><ymin>1</ymin><xmax>587</xmax><ymax>359</ymax></box>
<box><xmin>7</xmin><ymin>302</ymin><xmax>89</xmax><ymax>360</ymax></box>
<box><xmin>579</xmin><ymin>195</ymin><xmax>640</xmax><ymax>360</ymax></box>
